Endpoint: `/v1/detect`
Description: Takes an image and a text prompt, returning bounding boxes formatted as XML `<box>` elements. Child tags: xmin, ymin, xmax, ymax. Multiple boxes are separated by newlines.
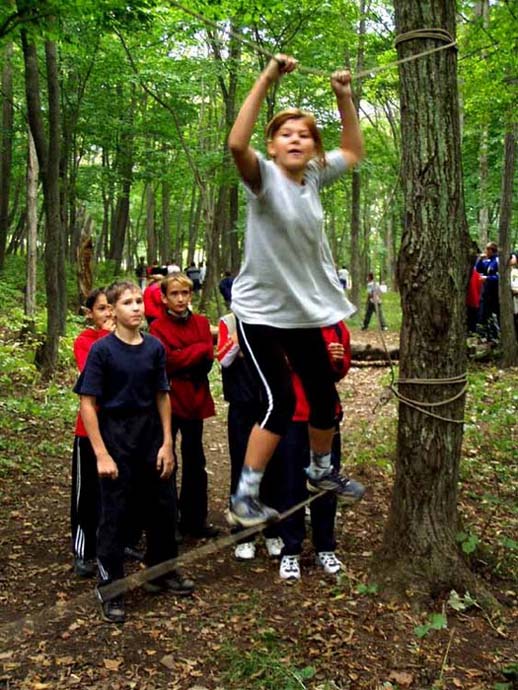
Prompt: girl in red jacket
<box><xmin>71</xmin><ymin>288</ymin><xmax>112</xmax><ymax>576</ymax></box>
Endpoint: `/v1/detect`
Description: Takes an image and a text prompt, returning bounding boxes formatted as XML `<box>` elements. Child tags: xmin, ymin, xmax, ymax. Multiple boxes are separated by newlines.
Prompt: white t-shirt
<box><xmin>231</xmin><ymin>151</ymin><xmax>356</xmax><ymax>328</ymax></box>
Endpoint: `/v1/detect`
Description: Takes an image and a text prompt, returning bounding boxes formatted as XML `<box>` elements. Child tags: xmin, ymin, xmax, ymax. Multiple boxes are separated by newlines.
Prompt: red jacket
<box><xmin>73</xmin><ymin>327</ymin><xmax>111</xmax><ymax>436</ymax></box>
<box><xmin>466</xmin><ymin>268</ymin><xmax>483</xmax><ymax>309</ymax></box>
<box><xmin>292</xmin><ymin>321</ymin><xmax>351</xmax><ymax>422</ymax></box>
<box><xmin>150</xmin><ymin>312</ymin><xmax>215</xmax><ymax>420</ymax></box>
<box><xmin>144</xmin><ymin>282</ymin><xmax>165</xmax><ymax>321</ymax></box>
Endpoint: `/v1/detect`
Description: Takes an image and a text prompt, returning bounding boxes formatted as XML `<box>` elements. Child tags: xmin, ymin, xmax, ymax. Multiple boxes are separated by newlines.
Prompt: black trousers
<box><xmin>276</xmin><ymin>421</ymin><xmax>341</xmax><ymax>556</ymax></box>
<box><xmin>227</xmin><ymin>402</ymin><xmax>281</xmax><ymax>541</ymax></box>
<box><xmin>71</xmin><ymin>436</ymin><xmax>99</xmax><ymax>561</ymax></box>
<box><xmin>173</xmin><ymin>418</ymin><xmax>208</xmax><ymax>534</ymax></box>
<box><xmin>237</xmin><ymin>321</ymin><xmax>338</xmax><ymax>435</ymax></box>
<box><xmin>362</xmin><ymin>300</ymin><xmax>386</xmax><ymax>329</ymax></box>
<box><xmin>97</xmin><ymin>409</ymin><xmax>177</xmax><ymax>584</ymax></box>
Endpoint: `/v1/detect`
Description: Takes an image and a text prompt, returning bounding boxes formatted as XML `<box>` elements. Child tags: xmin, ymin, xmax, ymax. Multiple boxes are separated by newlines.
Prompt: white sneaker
<box><xmin>264</xmin><ymin>537</ymin><xmax>283</xmax><ymax>558</ymax></box>
<box><xmin>279</xmin><ymin>555</ymin><xmax>300</xmax><ymax>581</ymax></box>
<box><xmin>234</xmin><ymin>542</ymin><xmax>256</xmax><ymax>560</ymax></box>
<box><xmin>316</xmin><ymin>551</ymin><xmax>343</xmax><ymax>575</ymax></box>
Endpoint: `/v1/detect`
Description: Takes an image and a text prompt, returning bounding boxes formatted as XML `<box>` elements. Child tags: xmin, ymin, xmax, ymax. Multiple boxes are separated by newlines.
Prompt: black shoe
<box><xmin>74</xmin><ymin>557</ymin><xmax>96</xmax><ymax>578</ymax></box>
<box><xmin>101</xmin><ymin>597</ymin><xmax>126</xmax><ymax>624</ymax></box>
<box><xmin>124</xmin><ymin>545</ymin><xmax>145</xmax><ymax>562</ymax></box>
<box><xmin>306</xmin><ymin>470</ymin><xmax>366</xmax><ymax>505</ymax></box>
<box><xmin>185</xmin><ymin>523</ymin><xmax>220</xmax><ymax>539</ymax></box>
<box><xmin>144</xmin><ymin>570</ymin><xmax>195</xmax><ymax>596</ymax></box>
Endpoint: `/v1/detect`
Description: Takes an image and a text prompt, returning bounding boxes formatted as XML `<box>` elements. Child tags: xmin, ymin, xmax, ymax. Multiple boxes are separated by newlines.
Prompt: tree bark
<box><xmin>374</xmin><ymin>0</ymin><xmax>481</xmax><ymax>599</ymax></box>
<box><xmin>145</xmin><ymin>183</ymin><xmax>156</xmax><ymax>264</ymax></box>
<box><xmin>0</xmin><ymin>41</ymin><xmax>14</xmax><ymax>270</ymax></box>
<box><xmin>498</xmin><ymin>125</ymin><xmax>518</xmax><ymax>367</ymax></box>
<box><xmin>25</xmin><ymin>129</ymin><xmax>38</xmax><ymax>318</ymax></box>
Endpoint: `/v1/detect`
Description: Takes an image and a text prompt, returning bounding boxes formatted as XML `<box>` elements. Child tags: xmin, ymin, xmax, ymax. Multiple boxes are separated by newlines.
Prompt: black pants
<box><xmin>71</xmin><ymin>436</ymin><xmax>99</xmax><ymax>561</ymax></box>
<box><xmin>237</xmin><ymin>322</ymin><xmax>338</xmax><ymax>435</ymax></box>
<box><xmin>228</xmin><ymin>402</ymin><xmax>281</xmax><ymax>541</ymax></box>
<box><xmin>362</xmin><ymin>300</ymin><xmax>386</xmax><ymax>329</ymax></box>
<box><xmin>173</xmin><ymin>418</ymin><xmax>208</xmax><ymax>534</ymax></box>
<box><xmin>97</xmin><ymin>410</ymin><xmax>177</xmax><ymax>584</ymax></box>
<box><xmin>276</xmin><ymin>421</ymin><xmax>341</xmax><ymax>556</ymax></box>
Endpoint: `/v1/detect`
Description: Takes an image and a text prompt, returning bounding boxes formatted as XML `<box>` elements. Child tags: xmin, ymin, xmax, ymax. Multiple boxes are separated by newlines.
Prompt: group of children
<box><xmin>71</xmin><ymin>53</ymin><xmax>366</xmax><ymax>623</ymax></box>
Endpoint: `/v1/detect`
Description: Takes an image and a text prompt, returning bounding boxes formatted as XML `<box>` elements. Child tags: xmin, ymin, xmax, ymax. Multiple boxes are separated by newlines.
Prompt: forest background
<box><xmin>0</xmin><ymin>0</ymin><xmax>517</xmax><ymax>376</ymax></box>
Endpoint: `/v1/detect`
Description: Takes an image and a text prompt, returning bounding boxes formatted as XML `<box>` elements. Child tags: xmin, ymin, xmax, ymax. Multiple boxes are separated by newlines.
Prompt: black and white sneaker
<box><xmin>306</xmin><ymin>470</ymin><xmax>365</xmax><ymax>504</ymax></box>
<box><xmin>101</xmin><ymin>597</ymin><xmax>126</xmax><ymax>624</ymax></box>
<box><xmin>226</xmin><ymin>495</ymin><xmax>279</xmax><ymax>528</ymax></box>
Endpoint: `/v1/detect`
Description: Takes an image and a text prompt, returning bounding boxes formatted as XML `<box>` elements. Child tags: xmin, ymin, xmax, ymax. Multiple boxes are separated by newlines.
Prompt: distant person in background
<box><xmin>510</xmin><ymin>251</ymin><xmax>518</xmax><ymax>339</ymax></box>
<box><xmin>199</xmin><ymin>262</ymin><xmax>206</xmax><ymax>286</ymax></box>
<box><xmin>475</xmin><ymin>242</ymin><xmax>499</xmax><ymax>342</ymax></box>
<box><xmin>337</xmin><ymin>265</ymin><xmax>350</xmax><ymax>291</ymax></box>
<box><xmin>135</xmin><ymin>257</ymin><xmax>147</xmax><ymax>290</ymax></box>
<box><xmin>361</xmin><ymin>272</ymin><xmax>387</xmax><ymax>331</ymax></box>
<box><xmin>466</xmin><ymin>255</ymin><xmax>484</xmax><ymax>336</ymax></box>
<box><xmin>186</xmin><ymin>262</ymin><xmax>202</xmax><ymax>292</ymax></box>
<box><xmin>144</xmin><ymin>275</ymin><xmax>165</xmax><ymax>326</ymax></box>
<box><xmin>167</xmin><ymin>259</ymin><xmax>181</xmax><ymax>275</ymax></box>
<box><xmin>219</xmin><ymin>270</ymin><xmax>234</xmax><ymax>309</ymax></box>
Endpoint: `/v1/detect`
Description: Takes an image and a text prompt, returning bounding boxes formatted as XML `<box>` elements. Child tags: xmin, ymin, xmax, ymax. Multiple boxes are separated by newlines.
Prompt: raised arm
<box><xmin>331</xmin><ymin>70</ymin><xmax>364</xmax><ymax>168</ymax></box>
<box><xmin>228</xmin><ymin>54</ymin><xmax>297</xmax><ymax>192</ymax></box>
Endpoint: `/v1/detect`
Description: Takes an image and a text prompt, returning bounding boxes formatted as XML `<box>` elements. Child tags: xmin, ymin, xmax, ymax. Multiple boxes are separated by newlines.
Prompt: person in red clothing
<box><xmin>144</xmin><ymin>274</ymin><xmax>166</xmax><ymax>325</ymax></box>
<box><xmin>71</xmin><ymin>288</ymin><xmax>112</xmax><ymax>577</ymax></box>
<box><xmin>150</xmin><ymin>274</ymin><xmax>218</xmax><ymax>539</ymax></box>
<box><xmin>277</xmin><ymin>321</ymin><xmax>352</xmax><ymax>581</ymax></box>
<box><xmin>466</xmin><ymin>259</ymin><xmax>484</xmax><ymax>335</ymax></box>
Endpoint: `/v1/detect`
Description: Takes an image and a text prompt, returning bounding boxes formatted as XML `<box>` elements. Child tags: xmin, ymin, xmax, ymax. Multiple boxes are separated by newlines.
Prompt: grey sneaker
<box><xmin>306</xmin><ymin>470</ymin><xmax>365</xmax><ymax>504</ymax></box>
<box><xmin>226</xmin><ymin>495</ymin><xmax>279</xmax><ymax>527</ymax></box>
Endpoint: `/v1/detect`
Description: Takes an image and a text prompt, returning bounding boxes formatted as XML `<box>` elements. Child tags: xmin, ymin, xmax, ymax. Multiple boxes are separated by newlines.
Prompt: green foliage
<box><xmin>217</xmin><ymin>628</ymin><xmax>316</xmax><ymax>690</ymax></box>
<box><xmin>414</xmin><ymin>612</ymin><xmax>448</xmax><ymax>639</ymax></box>
<box><xmin>456</xmin><ymin>530</ymin><xmax>480</xmax><ymax>555</ymax></box>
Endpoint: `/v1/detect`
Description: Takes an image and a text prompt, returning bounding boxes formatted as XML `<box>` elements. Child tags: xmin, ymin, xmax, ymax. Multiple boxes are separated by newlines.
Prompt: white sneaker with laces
<box><xmin>316</xmin><ymin>551</ymin><xmax>343</xmax><ymax>575</ymax></box>
<box><xmin>264</xmin><ymin>537</ymin><xmax>283</xmax><ymax>558</ymax></box>
<box><xmin>234</xmin><ymin>542</ymin><xmax>256</xmax><ymax>560</ymax></box>
<box><xmin>279</xmin><ymin>555</ymin><xmax>300</xmax><ymax>581</ymax></box>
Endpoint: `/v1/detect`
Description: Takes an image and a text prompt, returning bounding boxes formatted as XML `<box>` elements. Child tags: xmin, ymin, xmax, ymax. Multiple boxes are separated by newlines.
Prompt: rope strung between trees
<box><xmin>167</xmin><ymin>0</ymin><xmax>457</xmax><ymax>82</ymax></box>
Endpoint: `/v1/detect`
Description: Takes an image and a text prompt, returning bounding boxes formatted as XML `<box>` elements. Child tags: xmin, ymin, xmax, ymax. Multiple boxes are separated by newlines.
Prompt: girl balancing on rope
<box><xmin>227</xmin><ymin>54</ymin><xmax>366</xmax><ymax>527</ymax></box>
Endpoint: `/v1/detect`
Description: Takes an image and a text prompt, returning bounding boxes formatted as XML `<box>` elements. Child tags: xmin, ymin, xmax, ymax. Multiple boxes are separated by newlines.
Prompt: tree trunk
<box><xmin>20</xmin><ymin>29</ymin><xmax>63</xmax><ymax>378</ymax></box>
<box><xmin>145</xmin><ymin>183</ymin><xmax>156</xmax><ymax>264</ymax></box>
<box><xmin>374</xmin><ymin>0</ymin><xmax>481</xmax><ymax>599</ymax></box>
<box><xmin>161</xmin><ymin>177</ymin><xmax>171</xmax><ymax>265</ymax></box>
<box><xmin>476</xmin><ymin>0</ymin><xmax>490</xmax><ymax>248</ymax></box>
<box><xmin>498</xmin><ymin>125</ymin><xmax>518</xmax><ymax>367</ymax></box>
<box><xmin>0</xmin><ymin>41</ymin><xmax>14</xmax><ymax>270</ymax></box>
<box><xmin>25</xmin><ymin>129</ymin><xmax>38</xmax><ymax>318</ymax></box>
<box><xmin>349</xmin><ymin>0</ymin><xmax>367</xmax><ymax>307</ymax></box>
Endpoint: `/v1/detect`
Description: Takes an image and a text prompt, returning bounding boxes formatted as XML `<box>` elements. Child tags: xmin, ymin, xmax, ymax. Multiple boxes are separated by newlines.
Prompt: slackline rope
<box><xmin>167</xmin><ymin>0</ymin><xmax>457</xmax><ymax>82</ymax></box>
<box><xmin>373</xmin><ymin>303</ymin><xmax>467</xmax><ymax>425</ymax></box>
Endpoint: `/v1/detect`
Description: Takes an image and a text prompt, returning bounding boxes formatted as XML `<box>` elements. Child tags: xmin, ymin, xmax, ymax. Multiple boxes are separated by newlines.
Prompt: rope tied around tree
<box><xmin>373</xmin><ymin>304</ymin><xmax>467</xmax><ymax>425</ymax></box>
<box><xmin>394</xmin><ymin>28</ymin><xmax>457</xmax><ymax>48</ymax></box>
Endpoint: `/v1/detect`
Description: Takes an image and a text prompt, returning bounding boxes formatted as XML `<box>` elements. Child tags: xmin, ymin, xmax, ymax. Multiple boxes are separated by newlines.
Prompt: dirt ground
<box><xmin>0</xmin><ymin>330</ymin><xmax>516</xmax><ymax>690</ymax></box>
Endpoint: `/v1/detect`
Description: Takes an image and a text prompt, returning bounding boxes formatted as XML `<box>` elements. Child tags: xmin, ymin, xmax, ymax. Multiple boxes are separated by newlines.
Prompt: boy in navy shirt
<box><xmin>75</xmin><ymin>280</ymin><xmax>193</xmax><ymax>623</ymax></box>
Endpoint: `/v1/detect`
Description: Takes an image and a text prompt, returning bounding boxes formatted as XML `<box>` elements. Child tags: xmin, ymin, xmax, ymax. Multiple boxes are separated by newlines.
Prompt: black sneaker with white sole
<box><xmin>143</xmin><ymin>570</ymin><xmax>195</xmax><ymax>596</ymax></box>
<box><xmin>101</xmin><ymin>596</ymin><xmax>126</xmax><ymax>624</ymax></box>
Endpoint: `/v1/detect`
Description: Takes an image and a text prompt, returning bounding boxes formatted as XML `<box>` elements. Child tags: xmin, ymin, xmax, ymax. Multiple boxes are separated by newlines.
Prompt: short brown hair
<box><xmin>106</xmin><ymin>280</ymin><xmax>140</xmax><ymax>305</ymax></box>
<box><xmin>265</xmin><ymin>109</ymin><xmax>324</xmax><ymax>166</ymax></box>
<box><xmin>161</xmin><ymin>273</ymin><xmax>193</xmax><ymax>296</ymax></box>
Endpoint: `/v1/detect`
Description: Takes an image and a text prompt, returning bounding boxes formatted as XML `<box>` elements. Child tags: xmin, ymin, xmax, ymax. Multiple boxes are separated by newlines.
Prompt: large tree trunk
<box><xmin>145</xmin><ymin>183</ymin><xmax>156</xmax><ymax>265</ymax></box>
<box><xmin>374</xmin><ymin>0</ymin><xmax>480</xmax><ymax>599</ymax></box>
<box><xmin>498</xmin><ymin>125</ymin><xmax>518</xmax><ymax>367</ymax></box>
<box><xmin>0</xmin><ymin>41</ymin><xmax>14</xmax><ymax>270</ymax></box>
<box><xmin>476</xmin><ymin>0</ymin><xmax>490</xmax><ymax>248</ymax></box>
<box><xmin>20</xmin><ymin>29</ymin><xmax>64</xmax><ymax>378</ymax></box>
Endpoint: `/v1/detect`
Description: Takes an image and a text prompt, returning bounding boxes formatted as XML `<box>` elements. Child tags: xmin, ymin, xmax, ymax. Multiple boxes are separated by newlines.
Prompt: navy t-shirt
<box><xmin>74</xmin><ymin>332</ymin><xmax>169</xmax><ymax>410</ymax></box>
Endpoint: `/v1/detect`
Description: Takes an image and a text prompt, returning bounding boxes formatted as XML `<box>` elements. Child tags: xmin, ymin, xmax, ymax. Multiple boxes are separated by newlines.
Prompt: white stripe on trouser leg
<box><xmin>237</xmin><ymin>321</ymin><xmax>274</xmax><ymax>429</ymax></box>
<box><xmin>75</xmin><ymin>438</ymin><xmax>81</xmax><ymax>511</ymax></box>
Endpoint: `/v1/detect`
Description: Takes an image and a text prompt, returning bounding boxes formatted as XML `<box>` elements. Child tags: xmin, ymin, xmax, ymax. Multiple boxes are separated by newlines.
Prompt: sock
<box><xmin>235</xmin><ymin>466</ymin><xmax>264</xmax><ymax>498</ymax></box>
<box><xmin>306</xmin><ymin>450</ymin><xmax>332</xmax><ymax>480</ymax></box>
